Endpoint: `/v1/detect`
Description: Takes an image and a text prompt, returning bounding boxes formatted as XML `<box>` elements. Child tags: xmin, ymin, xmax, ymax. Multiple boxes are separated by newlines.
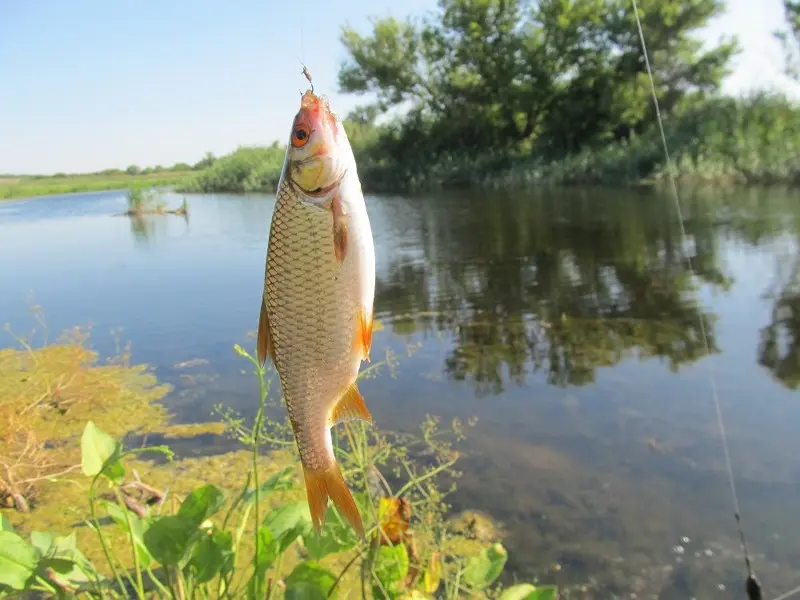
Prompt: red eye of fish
<box><xmin>291</xmin><ymin>124</ymin><xmax>311</xmax><ymax>148</ymax></box>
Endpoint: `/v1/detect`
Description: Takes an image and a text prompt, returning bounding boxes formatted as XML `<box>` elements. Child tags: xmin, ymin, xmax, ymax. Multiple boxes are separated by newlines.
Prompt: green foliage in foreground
<box><xmin>0</xmin><ymin>343</ymin><xmax>558</xmax><ymax>599</ymax></box>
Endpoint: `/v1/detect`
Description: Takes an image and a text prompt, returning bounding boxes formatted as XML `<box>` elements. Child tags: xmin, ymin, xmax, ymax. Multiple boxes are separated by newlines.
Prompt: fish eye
<box><xmin>291</xmin><ymin>124</ymin><xmax>311</xmax><ymax>148</ymax></box>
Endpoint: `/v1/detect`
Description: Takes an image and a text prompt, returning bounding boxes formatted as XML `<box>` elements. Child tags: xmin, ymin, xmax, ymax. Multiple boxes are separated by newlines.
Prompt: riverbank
<box><xmin>0</xmin><ymin>170</ymin><xmax>192</xmax><ymax>201</ymax></box>
<box><xmin>174</xmin><ymin>94</ymin><xmax>800</xmax><ymax>195</ymax></box>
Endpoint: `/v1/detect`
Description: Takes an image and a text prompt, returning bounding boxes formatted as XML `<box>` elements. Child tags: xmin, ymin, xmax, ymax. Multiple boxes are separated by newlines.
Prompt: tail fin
<box><xmin>303</xmin><ymin>462</ymin><xmax>365</xmax><ymax>539</ymax></box>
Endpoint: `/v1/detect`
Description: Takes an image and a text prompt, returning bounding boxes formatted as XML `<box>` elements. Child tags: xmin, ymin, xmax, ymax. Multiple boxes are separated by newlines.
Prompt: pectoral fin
<box><xmin>330</xmin><ymin>192</ymin><xmax>348</xmax><ymax>265</ymax></box>
<box><xmin>353</xmin><ymin>305</ymin><xmax>374</xmax><ymax>362</ymax></box>
<box><xmin>329</xmin><ymin>383</ymin><xmax>373</xmax><ymax>426</ymax></box>
<box><xmin>333</xmin><ymin>219</ymin><xmax>348</xmax><ymax>265</ymax></box>
<box><xmin>256</xmin><ymin>298</ymin><xmax>276</xmax><ymax>368</ymax></box>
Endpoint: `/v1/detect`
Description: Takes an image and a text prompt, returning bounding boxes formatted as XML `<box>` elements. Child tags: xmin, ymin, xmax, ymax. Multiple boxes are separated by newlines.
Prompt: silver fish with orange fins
<box><xmin>256</xmin><ymin>87</ymin><xmax>376</xmax><ymax>538</ymax></box>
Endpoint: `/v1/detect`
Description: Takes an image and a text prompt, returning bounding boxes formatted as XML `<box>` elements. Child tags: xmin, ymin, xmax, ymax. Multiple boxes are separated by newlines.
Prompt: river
<box><xmin>2</xmin><ymin>185</ymin><xmax>800</xmax><ymax>597</ymax></box>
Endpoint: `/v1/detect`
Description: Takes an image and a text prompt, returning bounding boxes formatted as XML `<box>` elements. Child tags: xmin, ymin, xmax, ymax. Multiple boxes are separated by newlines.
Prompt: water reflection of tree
<box><xmin>376</xmin><ymin>188</ymin><xmax>734</xmax><ymax>395</ymax></box>
<box><xmin>759</xmin><ymin>255</ymin><xmax>800</xmax><ymax>389</ymax></box>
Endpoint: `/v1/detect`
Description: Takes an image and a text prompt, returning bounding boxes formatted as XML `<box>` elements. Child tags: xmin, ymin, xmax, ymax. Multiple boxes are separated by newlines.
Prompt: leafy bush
<box><xmin>179</xmin><ymin>145</ymin><xmax>286</xmax><ymax>194</ymax></box>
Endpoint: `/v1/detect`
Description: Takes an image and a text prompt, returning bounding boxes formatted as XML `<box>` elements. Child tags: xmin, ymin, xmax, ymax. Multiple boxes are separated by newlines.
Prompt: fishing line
<box><xmin>629</xmin><ymin>1</ymin><xmax>764</xmax><ymax>598</ymax></box>
<box><xmin>300</xmin><ymin>2</ymin><xmax>306</xmax><ymax>65</ymax></box>
<box><xmin>773</xmin><ymin>584</ymin><xmax>800</xmax><ymax>600</ymax></box>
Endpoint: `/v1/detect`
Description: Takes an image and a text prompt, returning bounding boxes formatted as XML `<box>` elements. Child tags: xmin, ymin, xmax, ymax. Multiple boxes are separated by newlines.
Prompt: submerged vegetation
<box><xmin>0</xmin><ymin>320</ymin><xmax>559</xmax><ymax>598</ymax></box>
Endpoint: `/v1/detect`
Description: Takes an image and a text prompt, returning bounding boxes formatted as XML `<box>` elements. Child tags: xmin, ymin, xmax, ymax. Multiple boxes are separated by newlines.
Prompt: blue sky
<box><xmin>0</xmin><ymin>0</ymin><xmax>797</xmax><ymax>175</ymax></box>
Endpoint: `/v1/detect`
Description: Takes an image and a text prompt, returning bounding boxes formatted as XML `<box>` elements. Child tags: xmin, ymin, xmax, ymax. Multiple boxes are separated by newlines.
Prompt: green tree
<box><xmin>338</xmin><ymin>0</ymin><xmax>738</xmax><ymax>158</ymax></box>
<box><xmin>192</xmin><ymin>152</ymin><xmax>217</xmax><ymax>171</ymax></box>
<box><xmin>125</xmin><ymin>164</ymin><xmax>141</xmax><ymax>175</ymax></box>
<box><xmin>776</xmin><ymin>0</ymin><xmax>800</xmax><ymax>80</ymax></box>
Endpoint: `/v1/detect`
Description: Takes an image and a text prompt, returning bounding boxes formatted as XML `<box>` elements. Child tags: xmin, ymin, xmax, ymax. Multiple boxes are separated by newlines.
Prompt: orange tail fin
<box><xmin>303</xmin><ymin>462</ymin><xmax>365</xmax><ymax>539</ymax></box>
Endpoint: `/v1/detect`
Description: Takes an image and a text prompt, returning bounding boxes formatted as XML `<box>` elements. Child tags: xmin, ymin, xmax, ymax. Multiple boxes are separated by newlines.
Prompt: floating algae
<box><xmin>0</xmin><ymin>335</ymin><xmax>171</xmax><ymax>514</ymax></box>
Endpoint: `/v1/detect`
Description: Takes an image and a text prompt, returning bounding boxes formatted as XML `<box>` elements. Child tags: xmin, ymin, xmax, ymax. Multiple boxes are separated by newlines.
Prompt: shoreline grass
<box><xmin>0</xmin><ymin>171</ymin><xmax>193</xmax><ymax>201</ymax></box>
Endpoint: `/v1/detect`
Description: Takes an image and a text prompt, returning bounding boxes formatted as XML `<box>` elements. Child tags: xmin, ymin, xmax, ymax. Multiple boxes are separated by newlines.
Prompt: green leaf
<box><xmin>48</xmin><ymin>531</ymin><xmax>79</xmax><ymax>560</ymax></box>
<box><xmin>373</xmin><ymin>543</ymin><xmax>409</xmax><ymax>598</ymax></box>
<box><xmin>0</xmin><ymin>531</ymin><xmax>38</xmax><ymax>590</ymax></box>
<box><xmin>0</xmin><ymin>515</ymin><xmax>14</xmax><ymax>533</ymax></box>
<box><xmin>284</xmin><ymin>561</ymin><xmax>337</xmax><ymax>600</ymax></box>
<box><xmin>142</xmin><ymin>515</ymin><xmax>197</xmax><ymax>566</ymax></box>
<box><xmin>303</xmin><ymin>506</ymin><xmax>359</xmax><ymax>560</ymax></box>
<box><xmin>30</xmin><ymin>530</ymin><xmax>94</xmax><ymax>585</ymax></box>
<box><xmin>178</xmin><ymin>485</ymin><xmax>226</xmax><ymax>528</ymax></box>
<box><xmin>29</xmin><ymin>531</ymin><xmax>54</xmax><ymax>557</ymax></box>
<box><xmin>499</xmin><ymin>584</ymin><xmax>559</xmax><ymax>600</ymax></box>
<box><xmin>80</xmin><ymin>421</ymin><xmax>124</xmax><ymax>482</ymax></box>
<box><xmin>243</xmin><ymin>467</ymin><xmax>295</xmax><ymax>503</ymax></box>
<box><xmin>263</xmin><ymin>502</ymin><xmax>312</xmax><ymax>553</ymax></box>
<box><xmin>463</xmin><ymin>543</ymin><xmax>507</xmax><ymax>590</ymax></box>
<box><xmin>189</xmin><ymin>530</ymin><xmax>233</xmax><ymax>584</ymax></box>
<box><xmin>254</xmin><ymin>526</ymin><xmax>279</xmax><ymax>577</ymax></box>
<box><xmin>99</xmin><ymin>500</ymin><xmax>153</xmax><ymax>566</ymax></box>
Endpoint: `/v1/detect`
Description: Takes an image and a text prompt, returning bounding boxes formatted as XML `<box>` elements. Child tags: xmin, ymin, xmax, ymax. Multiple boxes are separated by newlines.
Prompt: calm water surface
<box><xmin>2</xmin><ymin>186</ymin><xmax>800</xmax><ymax>597</ymax></box>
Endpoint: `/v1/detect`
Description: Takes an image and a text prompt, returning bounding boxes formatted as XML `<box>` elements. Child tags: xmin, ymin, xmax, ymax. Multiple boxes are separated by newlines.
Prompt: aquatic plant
<box><xmin>0</xmin><ymin>322</ymin><xmax>170</xmax><ymax>514</ymax></box>
<box><xmin>0</xmin><ymin>328</ymin><xmax>559</xmax><ymax>598</ymax></box>
<box><xmin>123</xmin><ymin>187</ymin><xmax>189</xmax><ymax>218</ymax></box>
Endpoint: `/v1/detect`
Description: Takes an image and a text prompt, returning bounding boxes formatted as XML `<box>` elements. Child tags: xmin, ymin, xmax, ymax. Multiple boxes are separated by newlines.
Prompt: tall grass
<box><xmin>0</xmin><ymin>331</ymin><xmax>558</xmax><ymax>599</ymax></box>
<box><xmin>479</xmin><ymin>93</ymin><xmax>800</xmax><ymax>190</ymax></box>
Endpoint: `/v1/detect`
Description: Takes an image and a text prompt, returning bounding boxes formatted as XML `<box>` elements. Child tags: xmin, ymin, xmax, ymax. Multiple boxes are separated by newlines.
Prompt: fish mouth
<box><xmin>290</xmin><ymin>167</ymin><xmax>347</xmax><ymax>199</ymax></box>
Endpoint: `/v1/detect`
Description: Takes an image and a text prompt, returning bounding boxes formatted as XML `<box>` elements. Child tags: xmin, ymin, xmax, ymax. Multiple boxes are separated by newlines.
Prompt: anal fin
<box><xmin>256</xmin><ymin>298</ymin><xmax>276</xmax><ymax>368</ymax></box>
<box><xmin>329</xmin><ymin>383</ymin><xmax>373</xmax><ymax>427</ymax></box>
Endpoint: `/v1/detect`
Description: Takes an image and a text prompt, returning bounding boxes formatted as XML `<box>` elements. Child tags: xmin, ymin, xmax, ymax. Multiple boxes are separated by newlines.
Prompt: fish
<box><xmin>256</xmin><ymin>88</ymin><xmax>376</xmax><ymax>538</ymax></box>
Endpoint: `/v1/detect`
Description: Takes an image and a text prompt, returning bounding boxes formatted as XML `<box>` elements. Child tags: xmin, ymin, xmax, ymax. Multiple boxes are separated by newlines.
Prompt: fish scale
<box><xmin>265</xmin><ymin>181</ymin><xmax>359</xmax><ymax>469</ymax></box>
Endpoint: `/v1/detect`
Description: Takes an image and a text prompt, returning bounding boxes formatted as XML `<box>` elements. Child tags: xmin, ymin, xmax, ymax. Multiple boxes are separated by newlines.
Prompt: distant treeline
<box><xmin>19</xmin><ymin>152</ymin><xmax>217</xmax><ymax>181</ymax></box>
<box><xmin>175</xmin><ymin>91</ymin><xmax>800</xmax><ymax>195</ymax></box>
